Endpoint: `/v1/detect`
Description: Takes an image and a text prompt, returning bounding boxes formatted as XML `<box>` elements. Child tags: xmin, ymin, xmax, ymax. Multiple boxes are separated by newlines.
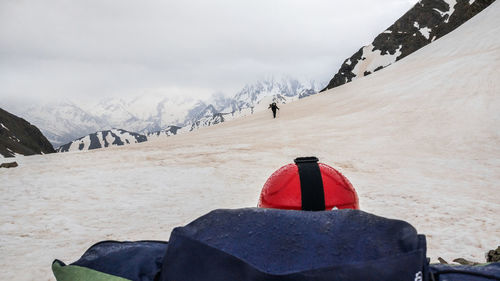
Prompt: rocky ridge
<box><xmin>322</xmin><ymin>0</ymin><xmax>496</xmax><ymax>91</ymax></box>
<box><xmin>0</xmin><ymin>108</ymin><xmax>55</xmax><ymax>158</ymax></box>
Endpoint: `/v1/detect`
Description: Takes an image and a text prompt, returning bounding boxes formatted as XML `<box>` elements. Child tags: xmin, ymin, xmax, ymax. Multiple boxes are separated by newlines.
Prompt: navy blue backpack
<box><xmin>52</xmin><ymin>208</ymin><xmax>500</xmax><ymax>281</ymax></box>
<box><xmin>159</xmin><ymin>208</ymin><xmax>428</xmax><ymax>281</ymax></box>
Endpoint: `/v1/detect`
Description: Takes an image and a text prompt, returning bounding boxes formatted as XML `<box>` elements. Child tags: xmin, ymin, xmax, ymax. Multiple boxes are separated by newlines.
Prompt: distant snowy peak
<box><xmin>19</xmin><ymin>101</ymin><xmax>108</xmax><ymax>148</ymax></box>
<box><xmin>208</xmin><ymin>93</ymin><xmax>237</xmax><ymax>112</ymax></box>
<box><xmin>322</xmin><ymin>0</ymin><xmax>495</xmax><ymax>91</ymax></box>
<box><xmin>57</xmin><ymin>129</ymin><xmax>147</xmax><ymax>153</ymax></box>
<box><xmin>189</xmin><ymin>105</ymin><xmax>225</xmax><ymax>131</ymax></box>
<box><xmin>89</xmin><ymin>95</ymin><xmax>201</xmax><ymax>134</ymax></box>
<box><xmin>232</xmin><ymin>78</ymin><xmax>318</xmax><ymax>110</ymax></box>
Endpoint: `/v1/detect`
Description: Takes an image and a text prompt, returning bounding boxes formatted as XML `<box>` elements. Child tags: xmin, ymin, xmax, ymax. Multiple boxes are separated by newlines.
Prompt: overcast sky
<box><xmin>0</xmin><ymin>0</ymin><xmax>417</xmax><ymax>109</ymax></box>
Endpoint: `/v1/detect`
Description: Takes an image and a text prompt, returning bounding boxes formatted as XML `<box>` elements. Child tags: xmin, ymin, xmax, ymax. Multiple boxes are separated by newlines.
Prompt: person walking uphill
<box><xmin>268</xmin><ymin>102</ymin><xmax>280</xmax><ymax>118</ymax></box>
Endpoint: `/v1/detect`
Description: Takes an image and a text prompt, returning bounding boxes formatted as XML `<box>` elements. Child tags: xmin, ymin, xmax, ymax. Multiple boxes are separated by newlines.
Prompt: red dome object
<box><xmin>258</xmin><ymin>158</ymin><xmax>359</xmax><ymax>210</ymax></box>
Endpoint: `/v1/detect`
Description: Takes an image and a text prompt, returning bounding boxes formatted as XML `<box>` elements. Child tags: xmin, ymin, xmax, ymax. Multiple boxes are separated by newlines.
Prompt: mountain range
<box><xmin>17</xmin><ymin>77</ymin><xmax>321</xmax><ymax>150</ymax></box>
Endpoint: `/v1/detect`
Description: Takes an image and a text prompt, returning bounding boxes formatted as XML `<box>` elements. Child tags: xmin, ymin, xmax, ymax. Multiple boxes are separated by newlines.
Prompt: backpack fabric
<box><xmin>159</xmin><ymin>208</ymin><xmax>429</xmax><ymax>281</ymax></box>
<box><xmin>52</xmin><ymin>240</ymin><xmax>167</xmax><ymax>281</ymax></box>
<box><xmin>429</xmin><ymin>263</ymin><xmax>500</xmax><ymax>281</ymax></box>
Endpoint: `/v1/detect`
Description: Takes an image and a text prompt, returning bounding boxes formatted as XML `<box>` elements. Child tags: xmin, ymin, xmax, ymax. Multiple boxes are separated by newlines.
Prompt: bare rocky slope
<box><xmin>0</xmin><ymin>108</ymin><xmax>55</xmax><ymax>158</ymax></box>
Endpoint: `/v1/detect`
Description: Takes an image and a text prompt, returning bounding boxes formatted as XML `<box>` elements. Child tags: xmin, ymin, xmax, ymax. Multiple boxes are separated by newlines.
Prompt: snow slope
<box><xmin>1</xmin><ymin>2</ymin><xmax>500</xmax><ymax>280</ymax></box>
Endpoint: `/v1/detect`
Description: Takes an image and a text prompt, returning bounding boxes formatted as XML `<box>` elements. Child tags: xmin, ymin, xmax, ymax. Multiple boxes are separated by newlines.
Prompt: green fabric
<box><xmin>52</xmin><ymin>260</ymin><xmax>131</xmax><ymax>281</ymax></box>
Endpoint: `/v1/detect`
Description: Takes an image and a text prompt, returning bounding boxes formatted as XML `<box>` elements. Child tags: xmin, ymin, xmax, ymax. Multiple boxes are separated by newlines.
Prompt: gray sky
<box><xmin>0</xmin><ymin>0</ymin><xmax>417</xmax><ymax>108</ymax></box>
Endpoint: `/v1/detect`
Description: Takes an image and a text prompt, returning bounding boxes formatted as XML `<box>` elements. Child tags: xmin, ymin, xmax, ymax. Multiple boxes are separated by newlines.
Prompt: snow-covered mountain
<box><xmin>0</xmin><ymin>108</ymin><xmax>55</xmax><ymax>158</ymax></box>
<box><xmin>322</xmin><ymin>0</ymin><xmax>495</xmax><ymax>91</ymax></box>
<box><xmin>56</xmin><ymin>129</ymin><xmax>147</xmax><ymax>152</ymax></box>
<box><xmin>148</xmin><ymin>78</ymin><xmax>320</xmax><ymax>136</ymax></box>
<box><xmin>229</xmin><ymin>78</ymin><xmax>318</xmax><ymax>112</ymax></box>
<box><xmin>17</xmin><ymin>96</ymin><xmax>202</xmax><ymax>148</ymax></box>
<box><xmin>188</xmin><ymin>105</ymin><xmax>225</xmax><ymax>131</ymax></box>
<box><xmin>20</xmin><ymin>102</ymin><xmax>108</xmax><ymax>148</ymax></box>
<box><xmin>89</xmin><ymin>95</ymin><xmax>202</xmax><ymax>134</ymax></box>
<box><xmin>18</xmin><ymin>77</ymin><xmax>319</xmax><ymax>149</ymax></box>
<box><xmin>188</xmin><ymin>78</ymin><xmax>320</xmax><ymax>130</ymax></box>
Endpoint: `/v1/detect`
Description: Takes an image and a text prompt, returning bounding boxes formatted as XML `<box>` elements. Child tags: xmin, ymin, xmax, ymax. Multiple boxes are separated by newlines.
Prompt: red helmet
<box><xmin>258</xmin><ymin>157</ymin><xmax>359</xmax><ymax>211</ymax></box>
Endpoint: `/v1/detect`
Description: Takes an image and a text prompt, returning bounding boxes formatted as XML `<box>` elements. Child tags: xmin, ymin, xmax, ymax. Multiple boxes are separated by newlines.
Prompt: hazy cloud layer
<box><xmin>0</xmin><ymin>0</ymin><xmax>417</xmax><ymax>108</ymax></box>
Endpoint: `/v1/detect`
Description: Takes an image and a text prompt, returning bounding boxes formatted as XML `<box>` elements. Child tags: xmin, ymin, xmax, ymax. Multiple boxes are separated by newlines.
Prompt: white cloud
<box><xmin>0</xmin><ymin>0</ymin><xmax>417</xmax><ymax>107</ymax></box>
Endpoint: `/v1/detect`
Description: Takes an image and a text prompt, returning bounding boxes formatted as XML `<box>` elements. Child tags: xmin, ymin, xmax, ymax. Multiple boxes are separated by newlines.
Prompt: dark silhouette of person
<box><xmin>268</xmin><ymin>102</ymin><xmax>280</xmax><ymax>118</ymax></box>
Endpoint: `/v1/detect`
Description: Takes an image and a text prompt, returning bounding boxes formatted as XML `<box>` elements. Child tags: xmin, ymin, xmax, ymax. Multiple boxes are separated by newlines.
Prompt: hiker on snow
<box><xmin>268</xmin><ymin>102</ymin><xmax>279</xmax><ymax>118</ymax></box>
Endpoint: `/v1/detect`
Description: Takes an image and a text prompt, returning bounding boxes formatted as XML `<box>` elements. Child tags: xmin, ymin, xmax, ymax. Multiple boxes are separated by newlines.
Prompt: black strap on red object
<box><xmin>294</xmin><ymin>157</ymin><xmax>325</xmax><ymax>211</ymax></box>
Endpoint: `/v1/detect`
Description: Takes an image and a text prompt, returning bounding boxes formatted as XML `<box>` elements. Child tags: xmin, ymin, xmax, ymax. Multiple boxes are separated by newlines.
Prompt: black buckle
<box><xmin>294</xmin><ymin>157</ymin><xmax>319</xmax><ymax>164</ymax></box>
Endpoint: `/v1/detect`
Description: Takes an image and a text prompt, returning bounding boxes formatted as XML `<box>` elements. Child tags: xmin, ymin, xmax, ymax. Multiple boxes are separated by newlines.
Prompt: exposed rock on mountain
<box><xmin>0</xmin><ymin>161</ymin><xmax>18</xmax><ymax>168</ymax></box>
<box><xmin>0</xmin><ymin>108</ymin><xmax>55</xmax><ymax>158</ymax></box>
<box><xmin>57</xmin><ymin>129</ymin><xmax>147</xmax><ymax>152</ymax></box>
<box><xmin>189</xmin><ymin>105</ymin><xmax>225</xmax><ymax>131</ymax></box>
<box><xmin>322</xmin><ymin>0</ymin><xmax>495</xmax><ymax>91</ymax></box>
<box><xmin>147</xmin><ymin>126</ymin><xmax>183</xmax><ymax>138</ymax></box>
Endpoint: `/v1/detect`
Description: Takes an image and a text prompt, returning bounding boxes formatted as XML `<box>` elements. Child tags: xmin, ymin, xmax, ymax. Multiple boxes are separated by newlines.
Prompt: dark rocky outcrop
<box><xmin>0</xmin><ymin>161</ymin><xmax>18</xmax><ymax>168</ymax></box>
<box><xmin>487</xmin><ymin>246</ymin><xmax>500</xmax><ymax>262</ymax></box>
<box><xmin>148</xmin><ymin>126</ymin><xmax>182</xmax><ymax>138</ymax></box>
<box><xmin>322</xmin><ymin>0</ymin><xmax>496</xmax><ymax>92</ymax></box>
<box><xmin>0</xmin><ymin>108</ymin><xmax>55</xmax><ymax>158</ymax></box>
